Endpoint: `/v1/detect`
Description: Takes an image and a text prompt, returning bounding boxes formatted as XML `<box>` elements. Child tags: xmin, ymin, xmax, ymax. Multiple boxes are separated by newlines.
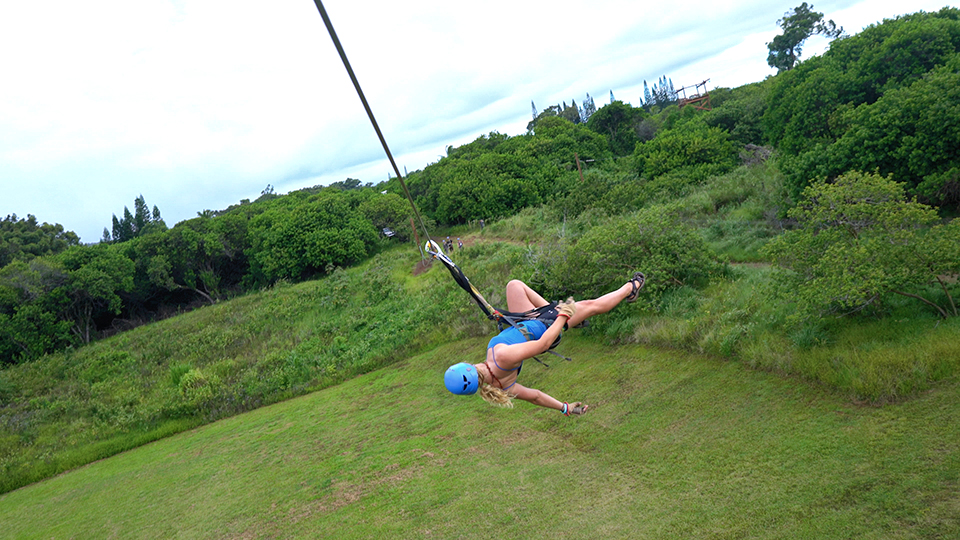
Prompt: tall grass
<box><xmin>0</xmin><ymin>246</ymin><xmax>519</xmax><ymax>494</ymax></box>
<box><xmin>2</xmin><ymin>160</ymin><xmax>958</xmax><ymax>495</ymax></box>
<box><xmin>621</xmin><ymin>265</ymin><xmax>960</xmax><ymax>402</ymax></box>
<box><xmin>1</xmin><ymin>339</ymin><xmax>957</xmax><ymax>538</ymax></box>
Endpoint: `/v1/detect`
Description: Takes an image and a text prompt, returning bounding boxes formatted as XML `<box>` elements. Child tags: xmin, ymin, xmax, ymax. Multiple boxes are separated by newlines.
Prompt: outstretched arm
<box><xmin>510</xmin><ymin>383</ymin><xmax>562</xmax><ymax>410</ymax></box>
<box><xmin>510</xmin><ymin>383</ymin><xmax>588</xmax><ymax>415</ymax></box>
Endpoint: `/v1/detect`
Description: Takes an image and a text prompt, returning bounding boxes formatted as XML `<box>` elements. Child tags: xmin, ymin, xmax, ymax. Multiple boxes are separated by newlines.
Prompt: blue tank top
<box><xmin>487</xmin><ymin>320</ymin><xmax>548</xmax><ymax>349</ymax></box>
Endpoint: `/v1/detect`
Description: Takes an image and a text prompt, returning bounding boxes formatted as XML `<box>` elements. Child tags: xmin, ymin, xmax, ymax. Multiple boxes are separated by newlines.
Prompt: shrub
<box><xmin>178</xmin><ymin>368</ymin><xmax>221</xmax><ymax>408</ymax></box>
<box><xmin>555</xmin><ymin>204</ymin><xmax>727</xmax><ymax>305</ymax></box>
<box><xmin>763</xmin><ymin>171</ymin><xmax>960</xmax><ymax>319</ymax></box>
<box><xmin>635</xmin><ymin>119</ymin><xmax>738</xmax><ymax>182</ymax></box>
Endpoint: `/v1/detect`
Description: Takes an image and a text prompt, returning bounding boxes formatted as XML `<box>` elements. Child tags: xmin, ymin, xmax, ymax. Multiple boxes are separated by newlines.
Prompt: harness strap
<box><xmin>424</xmin><ymin>244</ymin><xmax>572</xmax><ymax>366</ymax></box>
<box><xmin>483</xmin><ymin>359</ymin><xmax>506</xmax><ymax>389</ymax></box>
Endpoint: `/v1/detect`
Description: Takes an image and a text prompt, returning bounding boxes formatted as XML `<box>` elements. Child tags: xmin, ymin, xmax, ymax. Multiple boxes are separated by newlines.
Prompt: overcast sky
<box><xmin>1</xmin><ymin>0</ymin><xmax>954</xmax><ymax>242</ymax></box>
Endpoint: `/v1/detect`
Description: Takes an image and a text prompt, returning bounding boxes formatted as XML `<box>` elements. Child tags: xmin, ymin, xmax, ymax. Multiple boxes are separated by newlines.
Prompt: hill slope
<box><xmin>1</xmin><ymin>336</ymin><xmax>957</xmax><ymax>539</ymax></box>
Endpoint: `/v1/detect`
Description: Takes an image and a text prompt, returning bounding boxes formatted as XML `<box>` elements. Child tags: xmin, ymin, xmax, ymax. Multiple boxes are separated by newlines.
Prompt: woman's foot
<box><xmin>625</xmin><ymin>272</ymin><xmax>645</xmax><ymax>302</ymax></box>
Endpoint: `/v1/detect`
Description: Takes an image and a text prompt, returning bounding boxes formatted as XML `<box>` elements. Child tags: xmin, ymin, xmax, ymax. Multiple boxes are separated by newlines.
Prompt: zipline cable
<box><xmin>310</xmin><ymin>1</ymin><xmax>570</xmax><ymax>365</ymax></box>
<box><xmin>311</xmin><ymin>0</ymin><xmax>432</xmax><ymax>256</ymax></box>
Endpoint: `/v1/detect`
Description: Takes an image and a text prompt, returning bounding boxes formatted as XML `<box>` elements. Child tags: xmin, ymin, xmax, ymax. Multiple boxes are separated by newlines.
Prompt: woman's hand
<box><xmin>560</xmin><ymin>401</ymin><xmax>589</xmax><ymax>415</ymax></box>
<box><xmin>557</xmin><ymin>297</ymin><xmax>577</xmax><ymax>319</ymax></box>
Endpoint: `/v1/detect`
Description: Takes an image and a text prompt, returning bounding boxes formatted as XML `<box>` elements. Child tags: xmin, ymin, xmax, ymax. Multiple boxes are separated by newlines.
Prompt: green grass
<box><xmin>3</xmin><ymin>157</ymin><xmax>959</xmax><ymax>502</ymax></box>
<box><xmin>623</xmin><ymin>265</ymin><xmax>960</xmax><ymax>403</ymax></box>
<box><xmin>0</xmin><ymin>247</ymin><xmax>490</xmax><ymax>494</ymax></box>
<box><xmin>1</xmin><ymin>336</ymin><xmax>957</xmax><ymax>539</ymax></box>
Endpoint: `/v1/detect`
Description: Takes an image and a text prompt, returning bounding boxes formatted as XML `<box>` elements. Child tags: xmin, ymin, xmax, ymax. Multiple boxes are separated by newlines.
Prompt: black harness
<box><xmin>426</xmin><ymin>242</ymin><xmax>570</xmax><ymax>365</ymax></box>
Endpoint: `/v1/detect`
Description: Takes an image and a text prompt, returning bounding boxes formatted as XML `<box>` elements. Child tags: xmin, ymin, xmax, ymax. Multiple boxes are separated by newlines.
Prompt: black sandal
<box><xmin>625</xmin><ymin>272</ymin><xmax>645</xmax><ymax>302</ymax></box>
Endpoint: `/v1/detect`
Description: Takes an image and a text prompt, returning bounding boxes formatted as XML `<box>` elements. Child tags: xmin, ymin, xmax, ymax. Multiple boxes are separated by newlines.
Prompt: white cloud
<box><xmin>0</xmin><ymin>0</ymin><xmax>954</xmax><ymax>241</ymax></box>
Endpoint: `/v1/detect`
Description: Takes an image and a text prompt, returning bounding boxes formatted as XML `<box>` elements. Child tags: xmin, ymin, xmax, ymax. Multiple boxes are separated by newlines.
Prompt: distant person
<box><xmin>479</xmin><ymin>219</ymin><xmax>484</xmax><ymax>230</ymax></box>
<box><xmin>457</xmin><ymin>237</ymin><xmax>463</xmax><ymax>250</ymax></box>
<box><xmin>443</xmin><ymin>273</ymin><xmax>645</xmax><ymax>416</ymax></box>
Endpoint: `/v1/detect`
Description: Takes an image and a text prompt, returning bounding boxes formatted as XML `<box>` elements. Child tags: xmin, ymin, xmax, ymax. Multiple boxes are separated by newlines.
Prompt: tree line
<box><xmin>2</xmin><ymin>6</ymin><xmax>959</xmax><ymax>366</ymax></box>
<box><xmin>0</xmin><ymin>185</ymin><xmax>414</xmax><ymax>365</ymax></box>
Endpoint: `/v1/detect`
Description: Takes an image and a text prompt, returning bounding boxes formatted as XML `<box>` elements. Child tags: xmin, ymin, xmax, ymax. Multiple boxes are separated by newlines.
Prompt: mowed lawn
<box><xmin>1</xmin><ymin>336</ymin><xmax>957</xmax><ymax>539</ymax></box>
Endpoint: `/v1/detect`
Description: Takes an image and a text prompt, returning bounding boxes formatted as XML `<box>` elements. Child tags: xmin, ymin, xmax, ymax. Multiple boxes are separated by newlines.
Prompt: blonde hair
<box><xmin>477</xmin><ymin>367</ymin><xmax>515</xmax><ymax>408</ymax></box>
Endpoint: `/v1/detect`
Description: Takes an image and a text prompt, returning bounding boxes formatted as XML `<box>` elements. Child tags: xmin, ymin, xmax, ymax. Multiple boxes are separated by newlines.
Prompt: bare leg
<box><xmin>564</xmin><ymin>282</ymin><xmax>635</xmax><ymax>329</ymax></box>
<box><xmin>505</xmin><ymin>280</ymin><xmax>550</xmax><ymax>313</ymax></box>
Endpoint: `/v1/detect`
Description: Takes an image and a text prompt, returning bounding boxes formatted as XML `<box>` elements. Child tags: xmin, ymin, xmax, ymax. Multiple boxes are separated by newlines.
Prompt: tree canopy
<box><xmin>766</xmin><ymin>2</ymin><xmax>842</xmax><ymax>73</ymax></box>
<box><xmin>764</xmin><ymin>171</ymin><xmax>960</xmax><ymax>319</ymax></box>
<box><xmin>764</xmin><ymin>7</ymin><xmax>960</xmax><ymax>204</ymax></box>
<box><xmin>0</xmin><ymin>214</ymin><xmax>79</xmax><ymax>267</ymax></box>
<box><xmin>104</xmin><ymin>195</ymin><xmax>167</xmax><ymax>243</ymax></box>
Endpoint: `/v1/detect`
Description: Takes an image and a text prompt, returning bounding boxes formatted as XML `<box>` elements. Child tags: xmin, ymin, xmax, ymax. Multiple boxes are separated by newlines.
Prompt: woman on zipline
<box><xmin>444</xmin><ymin>273</ymin><xmax>644</xmax><ymax>416</ymax></box>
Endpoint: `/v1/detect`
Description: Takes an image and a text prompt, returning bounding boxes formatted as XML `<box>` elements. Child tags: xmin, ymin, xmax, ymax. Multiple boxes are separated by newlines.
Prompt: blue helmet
<box><xmin>444</xmin><ymin>362</ymin><xmax>479</xmax><ymax>395</ymax></box>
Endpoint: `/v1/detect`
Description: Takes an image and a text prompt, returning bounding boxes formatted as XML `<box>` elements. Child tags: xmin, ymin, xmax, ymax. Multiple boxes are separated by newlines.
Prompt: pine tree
<box><xmin>106</xmin><ymin>196</ymin><xmax>163</xmax><ymax>242</ymax></box>
<box><xmin>111</xmin><ymin>215</ymin><xmax>122</xmax><ymax>242</ymax></box>
<box><xmin>120</xmin><ymin>207</ymin><xmax>135</xmax><ymax>241</ymax></box>
<box><xmin>580</xmin><ymin>93</ymin><xmax>596</xmax><ymax>124</ymax></box>
<box><xmin>648</xmin><ymin>75</ymin><xmax>677</xmax><ymax>108</ymax></box>
<box><xmin>560</xmin><ymin>100</ymin><xmax>581</xmax><ymax>124</ymax></box>
<box><xmin>133</xmin><ymin>195</ymin><xmax>149</xmax><ymax>235</ymax></box>
<box><xmin>531</xmin><ymin>100</ymin><xmax>537</xmax><ymax>120</ymax></box>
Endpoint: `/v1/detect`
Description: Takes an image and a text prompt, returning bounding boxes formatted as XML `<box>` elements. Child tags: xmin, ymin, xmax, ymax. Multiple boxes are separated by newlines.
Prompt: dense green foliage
<box><xmin>246</xmin><ymin>190</ymin><xmax>380</xmax><ymax>283</ymax></box>
<box><xmin>764</xmin><ymin>171</ymin><xmax>960</xmax><ymax>319</ymax></box>
<box><xmin>764</xmin><ymin>7</ymin><xmax>960</xmax><ymax>203</ymax></box>
<box><xmin>104</xmin><ymin>195</ymin><xmax>167</xmax><ymax>243</ymax></box>
<box><xmin>2</xmin><ymin>6</ymin><xmax>960</xmax><ymax>497</ymax></box>
<box><xmin>701</xmin><ymin>82</ymin><xmax>768</xmax><ymax>145</ymax></box>
<box><xmin>0</xmin><ymin>185</ymin><xmax>412</xmax><ymax>365</ymax></box>
<box><xmin>403</xmin><ymin>119</ymin><xmax>612</xmax><ymax>225</ymax></box>
<box><xmin>527</xmin><ymin>204</ymin><xmax>727</xmax><ymax>304</ymax></box>
<box><xmin>635</xmin><ymin>115</ymin><xmax>738</xmax><ymax>183</ymax></box>
<box><xmin>586</xmin><ymin>100</ymin><xmax>646</xmax><ymax>156</ymax></box>
<box><xmin>0</xmin><ymin>214</ymin><xmax>79</xmax><ymax>267</ymax></box>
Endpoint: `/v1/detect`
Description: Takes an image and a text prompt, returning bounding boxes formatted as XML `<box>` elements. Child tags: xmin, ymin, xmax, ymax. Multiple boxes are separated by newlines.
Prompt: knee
<box><xmin>506</xmin><ymin>279</ymin><xmax>526</xmax><ymax>292</ymax></box>
<box><xmin>575</xmin><ymin>299</ymin><xmax>598</xmax><ymax>317</ymax></box>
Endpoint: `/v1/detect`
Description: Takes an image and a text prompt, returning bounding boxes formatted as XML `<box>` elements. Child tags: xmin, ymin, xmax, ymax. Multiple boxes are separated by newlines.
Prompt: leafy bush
<box><xmin>0</xmin><ymin>214</ymin><xmax>79</xmax><ymax>268</ymax></box>
<box><xmin>178</xmin><ymin>368</ymin><xmax>220</xmax><ymax>405</ymax></box>
<box><xmin>634</xmin><ymin>119</ymin><xmax>738</xmax><ymax>183</ymax></box>
<box><xmin>247</xmin><ymin>192</ymin><xmax>379</xmax><ymax>283</ymax></box>
<box><xmin>781</xmin><ymin>57</ymin><xmax>960</xmax><ymax>205</ymax></box>
<box><xmin>763</xmin><ymin>171</ymin><xmax>960</xmax><ymax>319</ymax></box>
<box><xmin>169</xmin><ymin>363</ymin><xmax>191</xmax><ymax>387</ymax></box>
<box><xmin>763</xmin><ymin>8</ymin><xmax>960</xmax><ymax>203</ymax></box>
<box><xmin>585</xmin><ymin>100</ymin><xmax>646</xmax><ymax>156</ymax></box>
<box><xmin>702</xmin><ymin>82</ymin><xmax>770</xmax><ymax>146</ymax></box>
<box><xmin>551</xmin><ymin>204</ymin><xmax>727</xmax><ymax>305</ymax></box>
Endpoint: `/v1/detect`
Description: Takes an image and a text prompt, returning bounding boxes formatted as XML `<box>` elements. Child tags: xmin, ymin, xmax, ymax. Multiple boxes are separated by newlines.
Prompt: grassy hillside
<box><xmin>0</xmin><ymin>245</ymin><xmax>489</xmax><ymax>494</ymax></box>
<box><xmin>4</xmin><ymin>180</ymin><xmax>960</xmax><ymax>495</ymax></box>
<box><xmin>1</xmin><ymin>336</ymin><xmax>957</xmax><ymax>538</ymax></box>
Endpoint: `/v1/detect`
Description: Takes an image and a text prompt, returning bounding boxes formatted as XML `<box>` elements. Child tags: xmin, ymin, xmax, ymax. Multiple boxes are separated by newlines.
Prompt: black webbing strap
<box><xmin>425</xmin><ymin>241</ymin><xmax>571</xmax><ymax>366</ymax></box>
